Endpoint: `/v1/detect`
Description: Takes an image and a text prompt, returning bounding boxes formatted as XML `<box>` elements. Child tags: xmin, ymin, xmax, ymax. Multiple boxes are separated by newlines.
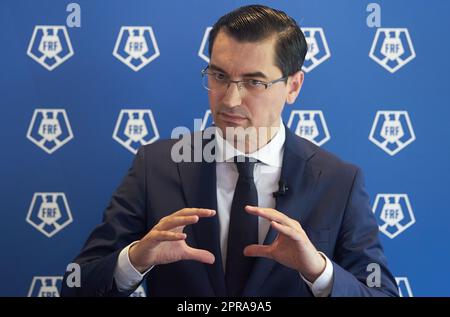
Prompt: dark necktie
<box><xmin>225</xmin><ymin>156</ymin><xmax>258</xmax><ymax>296</ymax></box>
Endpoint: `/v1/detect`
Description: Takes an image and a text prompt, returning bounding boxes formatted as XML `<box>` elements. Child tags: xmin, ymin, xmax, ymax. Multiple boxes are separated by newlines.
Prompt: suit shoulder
<box><xmin>137</xmin><ymin>131</ymin><xmax>202</xmax><ymax>162</ymax></box>
<box><xmin>140</xmin><ymin>136</ymin><xmax>180</xmax><ymax>152</ymax></box>
<box><xmin>297</xmin><ymin>136</ymin><xmax>360</xmax><ymax>177</ymax></box>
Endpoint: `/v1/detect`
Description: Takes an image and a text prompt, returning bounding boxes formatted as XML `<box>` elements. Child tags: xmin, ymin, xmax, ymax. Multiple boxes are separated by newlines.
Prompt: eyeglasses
<box><xmin>201</xmin><ymin>66</ymin><xmax>287</xmax><ymax>95</ymax></box>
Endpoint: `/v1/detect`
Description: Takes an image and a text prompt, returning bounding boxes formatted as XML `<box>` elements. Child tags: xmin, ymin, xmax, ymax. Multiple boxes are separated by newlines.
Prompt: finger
<box><xmin>243</xmin><ymin>244</ymin><xmax>273</xmax><ymax>259</ymax></box>
<box><xmin>175</xmin><ymin>208</ymin><xmax>216</xmax><ymax>218</ymax></box>
<box><xmin>270</xmin><ymin>221</ymin><xmax>301</xmax><ymax>241</ymax></box>
<box><xmin>152</xmin><ymin>230</ymin><xmax>187</xmax><ymax>242</ymax></box>
<box><xmin>156</xmin><ymin>215</ymin><xmax>199</xmax><ymax>231</ymax></box>
<box><xmin>184</xmin><ymin>246</ymin><xmax>215</xmax><ymax>264</ymax></box>
<box><xmin>245</xmin><ymin>205</ymin><xmax>293</xmax><ymax>227</ymax></box>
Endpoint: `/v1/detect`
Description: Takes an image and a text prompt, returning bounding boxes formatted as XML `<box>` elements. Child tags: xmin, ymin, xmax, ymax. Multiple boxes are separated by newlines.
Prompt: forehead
<box><xmin>210</xmin><ymin>30</ymin><xmax>281</xmax><ymax>76</ymax></box>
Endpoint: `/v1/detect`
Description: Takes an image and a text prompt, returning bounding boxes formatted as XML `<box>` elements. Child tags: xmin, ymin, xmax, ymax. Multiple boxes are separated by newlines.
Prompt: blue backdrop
<box><xmin>1</xmin><ymin>0</ymin><xmax>449</xmax><ymax>296</ymax></box>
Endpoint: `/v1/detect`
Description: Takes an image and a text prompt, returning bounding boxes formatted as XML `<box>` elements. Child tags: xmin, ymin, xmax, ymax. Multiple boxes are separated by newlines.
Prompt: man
<box><xmin>62</xmin><ymin>5</ymin><xmax>398</xmax><ymax>297</ymax></box>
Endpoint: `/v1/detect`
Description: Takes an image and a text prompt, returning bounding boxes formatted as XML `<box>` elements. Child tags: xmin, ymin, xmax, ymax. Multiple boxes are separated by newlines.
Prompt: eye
<box><xmin>247</xmin><ymin>79</ymin><xmax>264</xmax><ymax>87</ymax></box>
<box><xmin>213</xmin><ymin>72</ymin><xmax>227</xmax><ymax>81</ymax></box>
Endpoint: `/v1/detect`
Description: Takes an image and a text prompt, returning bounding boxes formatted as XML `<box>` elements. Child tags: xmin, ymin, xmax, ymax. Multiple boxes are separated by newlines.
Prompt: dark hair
<box><xmin>208</xmin><ymin>5</ymin><xmax>307</xmax><ymax>77</ymax></box>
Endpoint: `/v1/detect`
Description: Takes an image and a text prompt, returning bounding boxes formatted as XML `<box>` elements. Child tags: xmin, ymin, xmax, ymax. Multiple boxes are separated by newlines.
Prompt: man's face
<box><xmin>208</xmin><ymin>30</ymin><xmax>303</xmax><ymax>148</ymax></box>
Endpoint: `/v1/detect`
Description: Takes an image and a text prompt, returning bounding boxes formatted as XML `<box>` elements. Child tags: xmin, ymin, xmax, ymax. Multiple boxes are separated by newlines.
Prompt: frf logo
<box><xmin>113</xmin><ymin>26</ymin><xmax>160</xmax><ymax>71</ymax></box>
<box><xmin>27</xmin><ymin>26</ymin><xmax>74</xmax><ymax>71</ymax></box>
<box><xmin>372</xmin><ymin>194</ymin><xmax>415</xmax><ymax>239</ymax></box>
<box><xmin>301</xmin><ymin>28</ymin><xmax>331</xmax><ymax>73</ymax></box>
<box><xmin>369</xmin><ymin>28</ymin><xmax>416</xmax><ymax>73</ymax></box>
<box><xmin>198</xmin><ymin>27</ymin><xmax>212</xmax><ymax>63</ymax></box>
<box><xmin>396</xmin><ymin>277</ymin><xmax>413</xmax><ymax>297</ymax></box>
<box><xmin>28</xmin><ymin>276</ymin><xmax>62</xmax><ymax>297</ymax></box>
<box><xmin>26</xmin><ymin>193</ymin><xmax>73</xmax><ymax>238</ymax></box>
<box><xmin>130</xmin><ymin>285</ymin><xmax>147</xmax><ymax>297</ymax></box>
<box><xmin>27</xmin><ymin>109</ymin><xmax>74</xmax><ymax>154</ymax></box>
<box><xmin>113</xmin><ymin>109</ymin><xmax>160</xmax><ymax>154</ymax></box>
<box><xmin>369</xmin><ymin>111</ymin><xmax>415</xmax><ymax>156</ymax></box>
<box><xmin>287</xmin><ymin>110</ymin><xmax>330</xmax><ymax>146</ymax></box>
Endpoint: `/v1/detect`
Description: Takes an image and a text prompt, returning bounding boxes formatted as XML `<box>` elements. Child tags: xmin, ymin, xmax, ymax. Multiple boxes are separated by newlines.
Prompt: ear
<box><xmin>286</xmin><ymin>71</ymin><xmax>304</xmax><ymax>104</ymax></box>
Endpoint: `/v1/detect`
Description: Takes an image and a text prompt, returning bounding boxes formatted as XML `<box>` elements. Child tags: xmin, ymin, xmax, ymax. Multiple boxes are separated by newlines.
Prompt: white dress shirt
<box><xmin>114</xmin><ymin>120</ymin><xmax>333</xmax><ymax>296</ymax></box>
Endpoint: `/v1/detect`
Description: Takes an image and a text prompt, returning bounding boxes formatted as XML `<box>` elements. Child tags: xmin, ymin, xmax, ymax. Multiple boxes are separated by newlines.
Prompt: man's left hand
<box><xmin>243</xmin><ymin>205</ymin><xmax>326</xmax><ymax>283</ymax></box>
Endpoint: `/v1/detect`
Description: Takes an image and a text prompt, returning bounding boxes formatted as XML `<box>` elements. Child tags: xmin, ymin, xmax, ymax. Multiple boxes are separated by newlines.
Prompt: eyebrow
<box><xmin>208</xmin><ymin>63</ymin><xmax>269</xmax><ymax>79</ymax></box>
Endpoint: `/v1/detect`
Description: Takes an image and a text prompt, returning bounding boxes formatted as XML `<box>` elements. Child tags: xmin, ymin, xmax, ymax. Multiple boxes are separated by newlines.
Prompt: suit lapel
<box><xmin>243</xmin><ymin>127</ymin><xmax>321</xmax><ymax>296</ymax></box>
<box><xmin>178</xmin><ymin>133</ymin><xmax>227</xmax><ymax>296</ymax></box>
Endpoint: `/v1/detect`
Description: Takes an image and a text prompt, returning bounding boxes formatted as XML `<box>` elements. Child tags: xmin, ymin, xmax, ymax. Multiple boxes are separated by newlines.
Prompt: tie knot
<box><xmin>234</xmin><ymin>156</ymin><xmax>257</xmax><ymax>178</ymax></box>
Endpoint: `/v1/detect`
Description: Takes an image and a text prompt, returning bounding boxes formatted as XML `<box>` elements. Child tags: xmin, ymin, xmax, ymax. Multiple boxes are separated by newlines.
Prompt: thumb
<box><xmin>244</xmin><ymin>244</ymin><xmax>272</xmax><ymax>259</ymax></box>
<box><xmin>184</xmin><ymin>247</ymin><xmax>215</xmax><ymax>264</ymax></box>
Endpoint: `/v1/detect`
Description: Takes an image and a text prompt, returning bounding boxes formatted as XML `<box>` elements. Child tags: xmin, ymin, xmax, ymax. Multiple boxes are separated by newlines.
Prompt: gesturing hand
<box><xmin>129</xmin><ymin>208</ymin><xmax>216</xmax><ymax>273</ymax></box>
<box><xmin>243</xmin><ymin>205</ymin><xmax>326</xmax><ymax>282</ymax></box>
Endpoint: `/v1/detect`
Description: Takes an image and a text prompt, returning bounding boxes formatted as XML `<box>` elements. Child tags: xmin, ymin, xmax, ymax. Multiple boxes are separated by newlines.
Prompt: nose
<box><xmin>221</xmin><ymin>82</ymin><xmax>243</xmax><ymax>109</ymax></box>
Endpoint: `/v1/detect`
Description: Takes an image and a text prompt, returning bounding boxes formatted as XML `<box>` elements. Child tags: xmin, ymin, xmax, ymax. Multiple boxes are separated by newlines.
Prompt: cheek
<box><xmin>208</xmin><ymin>92</ymin><xmax>225</xmax><ymax>126</ymax></box>
<box><xmin>249</xmin><ymin>95</ymin><xmax>284</xmax><ymax>123</ymax></box>
<box><xmin>208</xmin><ymin>92</ymin><xmax>220</xmax><ymax>112</ymax></box>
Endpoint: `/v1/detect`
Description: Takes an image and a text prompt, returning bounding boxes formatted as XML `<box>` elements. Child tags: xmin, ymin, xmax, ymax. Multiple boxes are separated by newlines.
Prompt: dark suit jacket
<box><xmin>61</xmin><ymin>126</ymin><xmax>398</xmax><ymax>297</ymax></box>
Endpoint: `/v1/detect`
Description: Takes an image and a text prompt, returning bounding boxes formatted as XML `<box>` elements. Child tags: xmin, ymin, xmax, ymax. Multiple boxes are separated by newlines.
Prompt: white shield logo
<box><xmin>198</xmin><ymin>27</ymin><xmax>213</xmax><ymax>63</ymax></box>
<box><xmin>27</xmin><ymin>26</ymin><xmax>74</xmax><ymax>71</ymax></box>
<box><xmin>373</xmin><ymin>194</ymin><xmax>415</xmax><ymax>239</ymax></box>
<box><xmin>26</xmin><ymin>193</ymin><xmax>73</xmax><ymax>237</ymax></box>
<box><xmin>113</xmin><ymin>109</ymin><xmax>160</xmax><ymax>154</ymax></box>
<box><xmin>396</xmin><ymin>277</ymin><xmax>413</xmax><ymax>297</ymax></box>
<box><xmin>287</xmin><ymin>110</ymin><xmax>330</xmax><ymax>146</ymax></box>
<box><xmin>113</xmin><ymin>26</ymin><xmax>160</xmax><ymax>71</ymax></box>
<box><xmin>369</xmin><ymin>28</ymin><xmax>416</xmax><ymax>73</ymax></box>
<box><xmin>28</xmin><ymin>276</ymin><xmax>62</xmax><ymax>297</ymax></box>
<box><xmin>369</xmin><ymin>110</ymin><xmax>415</xmax><ymax>156</ymax></box>
<box><xmin>27</xmin><ymin>109</ymin><xmax>74</xmax><ymax>154</ymax></box>
<box><xmin>301</xmin><ymin>28</ymin><xmax>331</xmax><ymax>73</ymax></box>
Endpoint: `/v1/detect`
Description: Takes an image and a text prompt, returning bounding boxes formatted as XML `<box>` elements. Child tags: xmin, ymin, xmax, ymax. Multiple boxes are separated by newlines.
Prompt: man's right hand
<box><xmin>128</xmin><ymin>208</ymin><xmax>216</xmax><ymax>273</ymax></box>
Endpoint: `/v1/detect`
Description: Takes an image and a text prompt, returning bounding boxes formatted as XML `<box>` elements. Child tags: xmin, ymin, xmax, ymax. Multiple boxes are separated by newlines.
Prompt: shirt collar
<box><xmin>214</xmin><ymin>120</ymin><xmax>285</xmax><ymax>168</ymax></box>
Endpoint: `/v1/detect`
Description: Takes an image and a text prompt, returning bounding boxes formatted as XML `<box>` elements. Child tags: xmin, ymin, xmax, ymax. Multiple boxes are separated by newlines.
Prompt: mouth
<box><xmin>219</xmin><ymin>112</ymin><xmax>248</xmax><ymax>125</ymax></box>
